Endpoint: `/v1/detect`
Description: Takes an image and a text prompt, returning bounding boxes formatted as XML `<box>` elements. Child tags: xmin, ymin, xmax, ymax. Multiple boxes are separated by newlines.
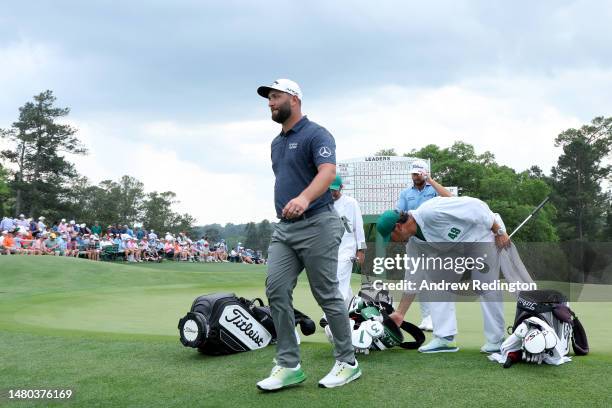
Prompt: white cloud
<box><xmin>24</xmin><ymin>67</ymin><xmax>612</xmax><ymax>226</ymax></box>
<box><xmin>70</xmin><ymin>119</ymin><xmax>277</xmax><ymax>225</ymax></box>
<box><xmin>310</xmin><ymin>74</ymin><xmax>592</xmax><ymax>173</ymax></box>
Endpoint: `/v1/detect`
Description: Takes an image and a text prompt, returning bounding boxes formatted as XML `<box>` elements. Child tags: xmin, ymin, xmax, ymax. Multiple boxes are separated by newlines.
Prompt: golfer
<box><xmin>256</xmin><ymin>79</ymin><xmax>360</xmax><ymax>391</ymax></box>
<box><xmin>377</xmin><ymin>196</ymin><xmax>510</xmax><ymax>353</ymax></box>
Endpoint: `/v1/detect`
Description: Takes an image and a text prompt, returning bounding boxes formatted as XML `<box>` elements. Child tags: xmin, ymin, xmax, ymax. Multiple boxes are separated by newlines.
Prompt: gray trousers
<box><xmin>266</xmin><ymin>208</ymin><xmax>354</xmax><ymax>368</ymax></box>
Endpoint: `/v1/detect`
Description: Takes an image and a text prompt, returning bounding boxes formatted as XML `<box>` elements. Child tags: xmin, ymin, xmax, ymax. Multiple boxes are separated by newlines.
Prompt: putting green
<box><xmin>1</xmin><ymin>256</ymin><xmax>611</xmax><ymax>408</ymax></box>
<box><xmin>2</xmin><ymin>256</ymin><xmax>610</xmax><ymax>347</ymax></box>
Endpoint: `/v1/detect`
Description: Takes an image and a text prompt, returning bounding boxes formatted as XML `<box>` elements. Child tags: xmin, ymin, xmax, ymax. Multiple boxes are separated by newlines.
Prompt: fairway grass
<box><xmin>1</xmin><ymin>257</ymin><xmax>611</xmax><ymax>407</ymax></box>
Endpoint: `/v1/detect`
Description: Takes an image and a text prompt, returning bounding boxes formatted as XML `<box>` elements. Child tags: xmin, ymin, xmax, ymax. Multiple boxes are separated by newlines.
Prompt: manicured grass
<box><xmin>0</xmin><ymin>256</ymin><xmax>611</xmax><ymax>407</ymax></box>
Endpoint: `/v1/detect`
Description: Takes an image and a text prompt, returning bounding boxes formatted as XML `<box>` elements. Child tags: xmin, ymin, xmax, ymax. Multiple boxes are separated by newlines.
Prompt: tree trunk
<box><xmin>13</xmin><ymin>140</ymin><xmax>27</xmax><ymax>217</ymax></box>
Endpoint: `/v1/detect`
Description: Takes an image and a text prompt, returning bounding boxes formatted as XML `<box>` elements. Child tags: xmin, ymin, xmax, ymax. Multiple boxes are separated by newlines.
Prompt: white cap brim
<box><xmin>257</xmin><ymin>79</ymin><xmax>302</xmax><ymax>100</ymax></box>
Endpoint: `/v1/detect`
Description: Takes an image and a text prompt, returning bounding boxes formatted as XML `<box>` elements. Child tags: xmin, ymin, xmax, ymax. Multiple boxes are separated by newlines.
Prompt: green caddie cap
<box><xmin>376</xmin><ymin>210</ymin><xmax>400</xmax><ymax>243</ymax></box>
<box><xmin>330</xmin><ymin>175</ymin><xmax>343</xmax><ymax>191</ymax></box>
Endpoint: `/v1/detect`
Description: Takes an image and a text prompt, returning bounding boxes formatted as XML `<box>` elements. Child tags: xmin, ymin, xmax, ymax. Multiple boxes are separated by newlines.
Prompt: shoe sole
<box><xmin>257</xmin><ymin>376</ymin><xmax>306</xmax><ymax>392</ymax></box>
<box><xmin>418</xmin><ymin>347</ymin><xmax>459</xmax><ymax>353</ymax></box>
<box><xmin>318</xmin><ymin>370</ymin><xmax>362</xmax><ymax>388</ymax></box>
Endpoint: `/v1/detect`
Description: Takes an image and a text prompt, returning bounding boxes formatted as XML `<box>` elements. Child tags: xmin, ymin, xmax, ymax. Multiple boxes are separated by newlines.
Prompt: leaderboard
<box><xmin>337</xmin><ymin>156</ymin><xmax>430</xmax><ymax>215</ymax></box>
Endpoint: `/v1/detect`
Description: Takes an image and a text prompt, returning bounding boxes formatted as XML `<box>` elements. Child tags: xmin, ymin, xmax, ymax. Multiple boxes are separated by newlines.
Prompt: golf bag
<box><xmin>511</xmin><ymin>290</ymin><xmax>588</xmax><ymax>356</ymax></box>
<box><xmin>178</xmin><ymin>293</ymin><xmax>315</xmax><ymax>356</ymax></box>
<box><xmin>325</xmin><ymin>287</ymin><xmax>425</xmax><ymax>354</ymax></box>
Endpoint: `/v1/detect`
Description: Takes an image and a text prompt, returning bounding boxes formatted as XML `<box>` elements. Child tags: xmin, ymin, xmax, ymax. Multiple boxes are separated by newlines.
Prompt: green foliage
<box><xmin>244</xmin><ymin>222</ymin><xmax>259</xmax><ymax>250</ymax></box>
<box><xmin>551</xmin><ymin>116</ymin><xmax>612</xmax><ymax>241</ymax></box>
<box><xmin>0</xmin><ymin>163</ymin><xmax>10</xmax><ymax>216</ymax></box>
<box><xmin>604</xmin><ymin>200</ymin><xmax>612</xmax><ymax>241</ymax></box>
<box><xmin>62</xmin><ymin>175</ymin><xmax>195</xmax><ymax>234</ymax></box>
<box><xmin>374</xmin><ymin>148</ymin><xmax>397</xmax><ymax>156</ymax></box>
<box><xmin>0</xmin><ymin>90</ymin><xmax>86</xmax><ymax>218</ymax></box>
<box><xmin>203</xmin><ymin>227</ymin><xmax>221</xmax><ymax>242</ymax></box>
<box><xmin>195</xmin><ymin>220</ymin><xmax>273</xmax><ymax>252</ymax></box>
<box><xmin>257</xmin><ymin>219</ymin><xmax>273</xmax><ymax>256</ymax></box>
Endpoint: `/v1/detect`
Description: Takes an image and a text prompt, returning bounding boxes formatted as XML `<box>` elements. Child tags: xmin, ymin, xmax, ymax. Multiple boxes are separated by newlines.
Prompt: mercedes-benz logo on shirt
<box><xmin>319</xmin><ymin>146</ymin><xmax>332</xmax><ymax>158</ymax></box>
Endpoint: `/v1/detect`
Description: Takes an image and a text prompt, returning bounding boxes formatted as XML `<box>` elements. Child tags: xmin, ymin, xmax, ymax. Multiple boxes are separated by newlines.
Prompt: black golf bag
<box><xmin>511</xmin><ymin>290</ymin><xmax>588</xmax><ymax>356</ymax></box>
<box><xmin>178</xmin><ymin>293</ymin><xmax>315</xmax><ymax>355</ymax></box>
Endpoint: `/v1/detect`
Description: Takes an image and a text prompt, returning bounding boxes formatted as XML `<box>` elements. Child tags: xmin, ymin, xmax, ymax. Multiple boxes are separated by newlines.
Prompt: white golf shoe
<box><xmin>256</xmin><ymin>363</ymin><xmax>306</xmax><ymax>391</ymax></box>
<box><xmin>318</xmin><ymin>360</ymin><xmax>361</xmax><ymax>388</ymax></box>
<box><xmin>418</xmin><ymin>337</ymin><xmax>459</xmax><ymax>353</ymax></box>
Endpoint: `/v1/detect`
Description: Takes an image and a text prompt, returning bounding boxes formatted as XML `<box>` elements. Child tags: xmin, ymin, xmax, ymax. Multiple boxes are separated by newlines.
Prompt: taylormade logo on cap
<box><xmin>257</xmin><ymin>78</ymin><xmax>303</xmax><ymax>100</ymax></box>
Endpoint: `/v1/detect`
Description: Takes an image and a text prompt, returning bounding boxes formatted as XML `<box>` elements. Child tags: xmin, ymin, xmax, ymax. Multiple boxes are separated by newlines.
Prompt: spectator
<box><xmin>1</xmin><ymin>216</ymin><xmax>15</xmax><ymax>232</ymax></box>
<box><xmin>1</xmin><ymin>231</ymin><xmax>16</xmax><ymax>254</ymax></box>
<box><xmin>91</xmin><ymin>221</ymin><xmax>102</xmax><ymax>237</ymax></box>
<box><xmin>37</xmin><ymin>216</ymin><xmax>47</xmax><ymax>233</ymax></box>
<box><xmin>58</xmin><ymin>219</ymin><xmax>69</xmax><ymax>234</ymax></box>
<box><xmin>29</xmin><ymin>218</ymin><xmax>39</xmax><ymax>237</ymax></box>
<box><xmin>17</xmin><ymin>214</ymin><xmax>29</xmax><ymax>229</ymax></box>
<box><xmin>135</xmin><ymin>226</ymin><xmax>146</xmax><ymax>240</ymax></box>
<box><xmin>66</xmin><ymin>237</ymin><xmax>79</xmax><ymax>257</ymax></box>
<box><xmin>43</xmin><ymin>233</ymin><xmax>61</xmax><ymax>256</ymax></box>
<box><xmin>228</xmin><ymin>248</ymin><xmax>239</xmax><ymax>262</ymax></box>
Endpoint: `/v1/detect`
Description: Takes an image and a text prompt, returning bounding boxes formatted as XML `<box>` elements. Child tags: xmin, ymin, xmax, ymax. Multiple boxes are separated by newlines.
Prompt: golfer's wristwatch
<box><xmin>496</xmin><ymin>228</ymin><xmax>506</xmax><ymax>236</ymax></box>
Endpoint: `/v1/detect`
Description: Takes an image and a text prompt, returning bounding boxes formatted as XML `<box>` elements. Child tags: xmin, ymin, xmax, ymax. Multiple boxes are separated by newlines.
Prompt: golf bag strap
<box><xmin>250</xmin><ymin>297</ymin><xmax>265</xmax><ymax>307</ymax></box>
<box><xmin>398</xmin><ymin>321</ymin><xmax>425</xmax><ymax>349</ymax></box>
<box><xmin>571</xmin><ymin>313</ymin><xmax>589</xmax><ymax>356</ymax></box>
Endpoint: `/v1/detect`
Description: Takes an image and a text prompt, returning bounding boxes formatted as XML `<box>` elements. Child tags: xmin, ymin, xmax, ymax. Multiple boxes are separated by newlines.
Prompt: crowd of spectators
<box><xmin>0</xmin><ymin>214</ymin><xmax>266</xmax><ymax>264</ymax></box>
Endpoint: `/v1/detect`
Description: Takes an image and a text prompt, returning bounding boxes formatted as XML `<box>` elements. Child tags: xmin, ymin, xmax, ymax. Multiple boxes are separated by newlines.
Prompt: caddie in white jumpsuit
<box><xmin>395</xmin><ymin>159</ymin><xmax>452</xmax><ymax>331</ymax></box>
<box><xmin>330</xmin><ymin>175</ymin><xmax>367</xmax><ymax>307</ymax></box>
<box><xmin>377</xmin><ymin>196</ymin><xmax>511</xmax><ymax>353</ymax></box>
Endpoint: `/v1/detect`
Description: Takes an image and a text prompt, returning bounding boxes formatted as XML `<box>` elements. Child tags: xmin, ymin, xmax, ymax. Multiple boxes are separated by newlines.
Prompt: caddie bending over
<box><xmin>377</xmin><ymin>196</ymin><xmax>512</xmax><ymax>354</ymax></box>
<box><xmin>395</xmin><ymin>159</ymin><xmax>452</xmax><ymax>332</ymax></box>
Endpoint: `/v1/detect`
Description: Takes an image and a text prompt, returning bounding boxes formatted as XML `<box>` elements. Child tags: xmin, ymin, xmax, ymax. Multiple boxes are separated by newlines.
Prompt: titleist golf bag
<box><xmin>505</xmin><ymin>290</ymin><xmax>589</xmax><ymax>364</ymax></box>
<box><xmin>324</xmin><ymin>287</ymin><xmax>425</xmax><ymax>354</ymax></box>
<box><xmin>178</xmin><ymin>293</ymin><xmax>315</xmax><ymax>355</ymax></box>
<box><xmin>512</xmin><ymin>290</ymin><xmax>588</xmax><ymax>356</ymax></box>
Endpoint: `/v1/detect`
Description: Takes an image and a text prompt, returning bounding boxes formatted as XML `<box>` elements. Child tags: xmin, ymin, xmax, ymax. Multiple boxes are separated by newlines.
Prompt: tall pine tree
<box><xmin>1</xmin><ymin>90</ymin><xmax>86</xmax><ymax>218</ymax></box>
<box><xmin>551</xmin><ymin>116</ymin><xmax>612</xmax><ymax>241</ymax></box>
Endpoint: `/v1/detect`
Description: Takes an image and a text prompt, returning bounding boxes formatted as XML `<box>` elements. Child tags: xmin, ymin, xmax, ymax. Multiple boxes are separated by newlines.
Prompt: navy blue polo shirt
<box><xmin>271</xmin><ymin>116</ymin><xmax>336</xmax><ymax>218</ymax></box>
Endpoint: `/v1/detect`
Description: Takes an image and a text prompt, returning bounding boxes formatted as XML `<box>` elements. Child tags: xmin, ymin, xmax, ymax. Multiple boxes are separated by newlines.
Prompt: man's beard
<box><xmin>272</xmin><ymin>101</ymin><xmax>292</xmax><ymax>124</ymax></box>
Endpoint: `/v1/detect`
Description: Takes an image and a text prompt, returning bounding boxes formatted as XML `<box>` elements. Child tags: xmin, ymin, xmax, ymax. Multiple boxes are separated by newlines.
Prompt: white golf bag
<box><xmin>489</xmin><ymin>290</ymin><xmax>588</xmax><ymax>367</ymax></box>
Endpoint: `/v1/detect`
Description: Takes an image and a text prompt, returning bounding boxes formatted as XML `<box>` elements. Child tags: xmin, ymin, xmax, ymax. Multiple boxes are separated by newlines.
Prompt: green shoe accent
<box><xmin>257</xmin><ymin>365</ymin><xmax>307</xmax><ymax>391</ymax></box>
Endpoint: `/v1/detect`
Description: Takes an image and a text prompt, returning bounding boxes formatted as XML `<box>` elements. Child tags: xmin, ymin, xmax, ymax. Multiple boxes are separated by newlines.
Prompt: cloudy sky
<box><xmin>2</xmin><ymin>1</ymin><xmax>611</xmax><ymax>225</ymax></box>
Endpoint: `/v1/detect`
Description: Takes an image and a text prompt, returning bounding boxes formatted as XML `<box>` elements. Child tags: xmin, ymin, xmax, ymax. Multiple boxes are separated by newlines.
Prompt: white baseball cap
<box><xmin>410</xmin><ymin>160</ymin><xmax>429</xmax><ymax>174</ymax></box>
<box><xmin>257</xmin><ymin>79</ymin><xmax>302</xmax><ymax>100</ymax></box>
